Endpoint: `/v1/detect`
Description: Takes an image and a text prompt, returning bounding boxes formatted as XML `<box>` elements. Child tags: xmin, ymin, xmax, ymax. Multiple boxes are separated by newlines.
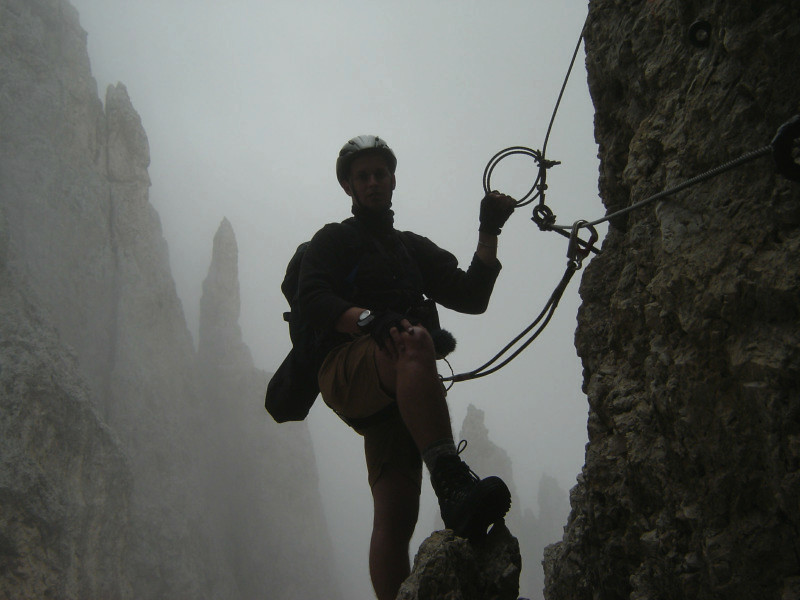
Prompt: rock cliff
<box><xmin>0</xmin><ymin>0</ymin><xmax>340</xmax><ymax>597</ymax></box>
<box><xmin>397</xmin><ymin>525</ymin><xmax>522</xmax><ymax>600</ymax></box>
<box><xmin>197</xmin><ymin>219</ymin><xmax>338</xmax><ymax>598</ymax></box>
<box><xmin>0</xmin><ymin>213</ymin><xmax>133</xmax><ymax>600</ymax></box>
<box><xmin>545</xmin><ymin>2</ymin><xmax>800</xmax><ymax>599</ymax></box>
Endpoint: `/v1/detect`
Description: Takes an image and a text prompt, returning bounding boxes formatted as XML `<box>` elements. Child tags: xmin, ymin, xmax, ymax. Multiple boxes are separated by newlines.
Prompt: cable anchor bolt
<box><xmin>688</xmin><ymin>20</ymin><xmax>712</xmax><ymax>48</ymax></box>
<box><xmin>771</xmin><ymin>114</ymin><xmax>800</xmax><ymax>182</ymax></box>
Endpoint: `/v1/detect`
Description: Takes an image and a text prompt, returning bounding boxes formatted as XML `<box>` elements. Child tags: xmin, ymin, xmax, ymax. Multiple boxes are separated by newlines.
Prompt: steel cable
<box><xmin>441</xmin><ymin>262</ymin><xmax>578</xmax><ymax>383</ymax></box>
<box><xmin>584</xmin><ymin>145</ymin><xmax>774</xmax><ymax>228</ymax></box>
<box><xmin>450</xmin><ymin>7</ymin><xmax>797</xmax><ymax>385</ymax></box>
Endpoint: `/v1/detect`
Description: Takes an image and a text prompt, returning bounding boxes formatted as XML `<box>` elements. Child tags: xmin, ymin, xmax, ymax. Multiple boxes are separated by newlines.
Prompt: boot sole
<box><xmin>450</xmin><ymin>476</ymin><xmax>511</xmax><ymax>541</ymax></box>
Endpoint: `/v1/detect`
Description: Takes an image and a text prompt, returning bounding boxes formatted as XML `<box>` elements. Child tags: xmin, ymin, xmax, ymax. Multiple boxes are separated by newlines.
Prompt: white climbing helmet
<box><xmin>336</xmin><ymin>135</ymin><xmax>397</xmax><ymax>186</ymax></box>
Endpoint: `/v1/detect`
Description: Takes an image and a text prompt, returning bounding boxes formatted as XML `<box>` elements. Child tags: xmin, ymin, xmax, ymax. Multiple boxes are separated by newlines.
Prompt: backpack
<box><xmin>264</xmin><ymin>241</ymin><xmax>320</xmax><ymax>422</ymax></box>
<box><xmin>265</xmin><ymin>222</ymin><xmax>362</xmax><ymax>422</ymax></box>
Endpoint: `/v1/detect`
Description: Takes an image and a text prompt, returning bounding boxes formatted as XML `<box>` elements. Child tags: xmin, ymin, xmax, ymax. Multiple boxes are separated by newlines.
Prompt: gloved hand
<box><xmin>363</xmin><ymin>310</ymin><xmax>406</xmax><ymax>349</ymax></box>
<box><xmin>431</xmin><ymin>328</ymin><xmax>457</xmax><ymax>358</ymax></box>
<box><xmin>479</xmin><ymin>191</ymin><xmax>516</xmax><ymax>235</ymax></box>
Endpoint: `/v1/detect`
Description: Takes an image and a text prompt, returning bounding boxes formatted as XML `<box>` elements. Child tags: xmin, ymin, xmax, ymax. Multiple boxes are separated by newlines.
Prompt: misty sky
<box><xmin>68</xmin><ymin>1</ymin><xmax>604</xmax><ymax>596</ymax></box>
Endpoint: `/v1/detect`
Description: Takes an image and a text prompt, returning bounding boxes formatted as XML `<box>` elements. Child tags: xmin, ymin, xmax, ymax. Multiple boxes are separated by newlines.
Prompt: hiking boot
<box><xmin>430</xmin><ymin>454</ymin><xmax>511</xmax><ymax>541</ymax></box>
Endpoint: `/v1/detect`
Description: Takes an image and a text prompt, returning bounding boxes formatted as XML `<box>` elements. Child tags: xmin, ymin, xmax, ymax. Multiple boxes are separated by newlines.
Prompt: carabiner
<box><xmin>567</xmin><ymin>220</ymin><xmax>599</xmax><ymax>268</ymax></box>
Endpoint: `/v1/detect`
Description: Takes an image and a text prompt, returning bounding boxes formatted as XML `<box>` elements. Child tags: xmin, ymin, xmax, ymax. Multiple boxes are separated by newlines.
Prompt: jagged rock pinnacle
<box><xmin>105</xmin><ymin>83</ymin><xmax>150</xmax><ymax>184</ymax></box>
<box><xmin>198</xmin><ymin>217</ymin><xmax>253</xmax><ymax>369</ymax></box>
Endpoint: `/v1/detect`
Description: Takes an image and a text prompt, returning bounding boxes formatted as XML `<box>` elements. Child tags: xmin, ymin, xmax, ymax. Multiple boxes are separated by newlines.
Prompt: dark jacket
<box><xmin>298</xmin><ymin>215</ymin><xmax>501</xmax><ymax>363</ymax></box>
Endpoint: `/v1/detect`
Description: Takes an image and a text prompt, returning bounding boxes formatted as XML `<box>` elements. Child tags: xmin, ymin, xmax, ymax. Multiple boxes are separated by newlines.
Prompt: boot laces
<box><xmin>455</xmin><ymin>439</ymin><xmax>480</xmax><ymax>481</ymax></box>
<box><xmin>433</xmin><ymin>440</ymin><xmax>479</xmax><ymax>502</ymax></box>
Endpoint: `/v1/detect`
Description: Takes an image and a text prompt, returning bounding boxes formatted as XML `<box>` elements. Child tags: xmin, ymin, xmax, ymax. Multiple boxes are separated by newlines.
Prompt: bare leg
<box><xmin>375</xmin><ymin>322</ymin><xmax>511</xmax><ymax>541</ymax></box>
<box><xmin>369</xmin><ymin>468</ymin><xmax>420</xmax><ymax>600</ymax></box>
<box><xmin>375</xmin><ymin>322</ymin><xmax>453</xmax><ymax>452</ymax></box>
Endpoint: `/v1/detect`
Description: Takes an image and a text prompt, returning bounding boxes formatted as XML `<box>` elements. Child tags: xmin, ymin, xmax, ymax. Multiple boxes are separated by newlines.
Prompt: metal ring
<box><xmin>532</xmin><ymin>204</ymin><xmax>556</xmax><ymax>229</ymax></box>
<box><xmin>483</xmin><ymin>146</ymin><xmax>545</xmax><ymax>205</ymax></box>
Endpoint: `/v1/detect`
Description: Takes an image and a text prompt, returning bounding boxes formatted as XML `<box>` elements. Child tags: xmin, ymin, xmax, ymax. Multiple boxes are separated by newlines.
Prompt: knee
<box><xmin>398</xmin><ymin>326</ymin><xmax>436</xmax><ymax>362</ymax></box>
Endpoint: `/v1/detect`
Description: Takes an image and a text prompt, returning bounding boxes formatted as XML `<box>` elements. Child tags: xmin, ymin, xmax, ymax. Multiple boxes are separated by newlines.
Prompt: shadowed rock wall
<box><xmin>545</xmin><ymin>2</ymin><xmax>800</xmax><ymax>599</ymax></box>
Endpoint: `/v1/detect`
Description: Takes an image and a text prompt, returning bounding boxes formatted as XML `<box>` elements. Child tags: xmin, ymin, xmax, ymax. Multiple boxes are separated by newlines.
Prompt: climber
<box><xmin>297</xmin><ymin>135</ymin><xmax>516</xmax><ymax>600</ymax></box>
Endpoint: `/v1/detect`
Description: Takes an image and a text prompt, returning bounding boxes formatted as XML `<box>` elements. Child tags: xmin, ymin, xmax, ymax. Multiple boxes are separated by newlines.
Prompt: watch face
<box><xmin>358</xmin><ymin>309</ymin><xmax>374</xmax><ymax>328</ymax></box>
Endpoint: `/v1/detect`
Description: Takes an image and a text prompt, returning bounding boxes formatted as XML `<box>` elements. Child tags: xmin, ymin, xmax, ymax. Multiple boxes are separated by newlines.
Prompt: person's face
<box><xmin>343</xmin><ymin>153</ymin><xmax>396</xmax><ymax>210</ymax></box>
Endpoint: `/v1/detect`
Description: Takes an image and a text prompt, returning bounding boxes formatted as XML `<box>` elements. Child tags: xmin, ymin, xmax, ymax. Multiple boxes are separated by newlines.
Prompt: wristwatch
<box><xmin>356</xmin><ymin>309</ymin><xmax>375</xmax><ymax>330</ymax></box>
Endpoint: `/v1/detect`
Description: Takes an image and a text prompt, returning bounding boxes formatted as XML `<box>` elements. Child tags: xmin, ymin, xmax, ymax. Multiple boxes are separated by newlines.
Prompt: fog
<box><xmin>68</xmin><ymin>1</ymin><xmax>604</xmax><ymax>597</ymax></box>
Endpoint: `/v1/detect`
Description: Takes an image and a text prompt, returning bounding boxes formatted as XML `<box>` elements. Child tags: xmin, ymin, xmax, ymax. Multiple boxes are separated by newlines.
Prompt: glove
<box><xmin>479</xmin><ymin>191</ymin><xmax>516</xmax><ymax>235</ymax></box>
<box><xmin>362</xmin><ymin>310</ymin><xmax>406</xmax><ymax>349</ymax></box>
<box><xmin>431</xmin><ymin>328</ymin><xmax>457</xmax><ymax>358</ymax></box>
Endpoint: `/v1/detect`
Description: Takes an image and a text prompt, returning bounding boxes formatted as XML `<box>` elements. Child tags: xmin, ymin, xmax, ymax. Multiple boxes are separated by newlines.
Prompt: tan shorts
<box><xmin>318</xmin><ymin>335</ymin><xmax>422</xmax><ymax>490</ymax></box>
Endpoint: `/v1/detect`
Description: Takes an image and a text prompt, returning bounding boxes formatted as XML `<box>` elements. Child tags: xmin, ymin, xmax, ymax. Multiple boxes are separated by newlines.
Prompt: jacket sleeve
<box><xmin>297</xmin><ymin>224</ymin><xmax>357</xmax><ymax>333</ymax></box>
<box><xmin>405</xmin><ymin>231</ymin><xmax>502</xmax><ymax>314</ymax></box>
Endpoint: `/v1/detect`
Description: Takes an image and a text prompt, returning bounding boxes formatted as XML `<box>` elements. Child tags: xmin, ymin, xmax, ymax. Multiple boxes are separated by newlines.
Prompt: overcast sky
<box><xmin>69</xmin><ymin>1</ymin><xmax>604</xmax><ymax>597</ymax></box>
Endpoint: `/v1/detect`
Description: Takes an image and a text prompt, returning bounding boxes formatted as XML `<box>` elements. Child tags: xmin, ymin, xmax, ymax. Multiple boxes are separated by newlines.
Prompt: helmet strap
<box><xmin>347</xmin><ymin>177</ymin><xmax>365</xmax><ymax>208</ymax></box>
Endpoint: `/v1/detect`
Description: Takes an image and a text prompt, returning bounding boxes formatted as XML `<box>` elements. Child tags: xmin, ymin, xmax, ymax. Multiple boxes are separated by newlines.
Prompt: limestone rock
<box><xmin>199</xmin><ymin>217</ymin><xmax>254</xmax><ymax>369</ymax></box>
<box><xmin>0</xmin><ymin>0</ymin><xmax>115</xmax><ymax>397</ymax></box>
<box><xmin>106</xmin><ymin>82</ymin><xmax>150</xmax><ymax>183</ymax></box>
<box><xmin>397</xmin><ymin>524</ymin><xmax>522</xmax><ymax>600</ymax></box>
<box><xmin>101</xmin><ymin>80</ymin><xmax>210</xmax><ymax>599</ymax></box>
<box><xmin>544</xmin><ymin>2</ymin><xmax>800</xmax><ymax>599</ymax></box>
<box><xmin>0</xmin><ymin>251</ymin><xmax>134</xmax><ymax>599</ymax></box>
<box><xmin>0</xmin><ymin>0</ymin><xmax>342</xmax><ymax>597</ymax></box>
<box><xmin>196</xmin><ymin>218</ymin><xmax>341</xmax><ymax>599</ymax></box>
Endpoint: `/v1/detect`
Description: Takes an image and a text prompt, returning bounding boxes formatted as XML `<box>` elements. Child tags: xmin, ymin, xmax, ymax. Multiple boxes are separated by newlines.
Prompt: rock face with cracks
<box><xmin>0</xmin><ymin>0</ymin><xmax>341</xmax><ymax>598</ymax></box>
<box><xmin>397</xmin><ymin>524</ymin><xmax>522</xmax><ymax>600</ymax></box>
<box><xmin>544</xmin><ymin>2</ymin><xmax>800</xmax><ymax>600</ymax></box>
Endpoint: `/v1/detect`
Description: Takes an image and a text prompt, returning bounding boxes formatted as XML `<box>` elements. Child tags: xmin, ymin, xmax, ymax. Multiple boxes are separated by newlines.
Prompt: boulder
<box><xmin>398</xmin><ymin>524</ymin><xmax>522</xmax><ymax>600</ymax></box>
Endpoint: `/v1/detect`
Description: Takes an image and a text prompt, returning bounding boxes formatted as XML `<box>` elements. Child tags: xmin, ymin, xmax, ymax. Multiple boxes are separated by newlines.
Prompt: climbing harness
<box><xmin>443</xmin><ymin>14</ymin><xmax>800</xmax><ymax>386</ymax></box>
